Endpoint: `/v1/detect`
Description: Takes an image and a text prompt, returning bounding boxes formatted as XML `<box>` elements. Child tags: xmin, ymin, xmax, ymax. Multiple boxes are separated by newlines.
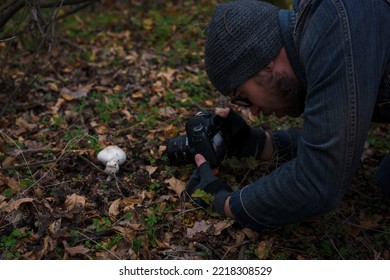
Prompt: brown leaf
<box><xmin>158</xmin><ymin>145</ymin><xmax>166</xmax><ymax>157</ymax></box>
<box><xmin>113</xmin><ymin>85</ymin><xmax>122</xmax><ymax>93</ymax></box>
<box><xmin>186</xmin><ymin>220</ymin><xmax>211</xmax><ymax>238</ymax></box>
<box><xmin>121</xmin><ymin>109</ymin><xmax>132</xmax><ymax>120</ymax></box>
<box><xmin>64</xmin><ymin>245</ymin><xmax>90</xmax><ymax>256</ymax></box>
<box><xmin>111</xmin><ymin>226</ymin><xmax>136</xmax><ymax>241</ymax></box>
<box><xmin>65</xmin><ymin>193</ymin><xmax>85</xmax><ymax>213</ymax></box>
<box><xmin>47</xmin><ymin>82</ymin><xmax>59</xmax><ymax>92</ymax></box>
<box><xmin>131</xmin><ymin>91</ymin><xmax>144</xmax><ymax>99</ymax></box>
<box><xmin>122</xmin><ymin>194</ymin><xmax>145</xmax><ymax>211</ymax></box>
<box><xmin>109</xmin><ymin>198</ymin><xmax>122</xmax><ymax>217</ymax></box>
<box><xmin>15</xmin><ymin>117</ymin><xmax>37</xmax><ymax>131</ymax></box>
<box><xmin>6</xmin><ymin>177</ymin><xmax>21</xmax><ymax>191</ymax></box>
<box><xmin>39</xmin><ymin>235</ymin><xmax>57</xmax><ymax>258</ymax></box>
<box><xmin>0</xmin><ymin>195</ymin><xmax>7</xmax><ymax>209</ymax></box>
<box><xmin>158</xmin><ymin>107</ymin><xmax>176</xmax><ymax>117</ymax></box>
<box><xmin>94</xmin><ymin>124</ymin><xmax>110</xmax><ymax>135</ymax></box>
<box><xmin>0</xmin><ymin>173</ymin><xmax>21</xmax><ymax>192</ymax></box>
<box><xmin>157</xmin><ymin>67</ymin><xmax>176</xmax><ymax>85</ymax></box>
<box><xmin>213</xmin><ymin>220</ymin><xmax>234</xmax><ymax>235</ymax></box>
<box><xmin>1</xmin><ymin>197</ymin><xmax>34</xmax><ymax>213</ymax></box>
<box><xmin>60</xmin><ymin>85</ymin><xmax>92</xmax><ymax>100</ymax></box>
<box><xmin>257</xmin><ymin>240</ymin><xmax>269</xmax><ymax>259</ymax></box>
<box><xmin>48</xmin><ymin>219</ymin><xmax>62</xmax><ymax>238</ymax></box>
<box><xmin>151</xmin><ymin>80</ymin><xmax>164</xmax><ymax>93</ymax></box>
<box><xmin>241</xmin><ymin>227</ymin><xmax>258</xmax><ymax>243</ymax></box>
<box><xmin>145</xmin><ymin>165</ymin><xmax>158</xmax><ymax>177</ymax></box>
<box><xmin>360</xmin><ymin>215</ymin><xmax>382</xmax><ymax>228</ymax></box>
<box><xmin>235</xmin><ymin>230</ymin><xmax>246</xmax><ymax>246</ymax></box>
<box><xmin>165</xmin><ymin>176</ymin><xmax>186</xmax><ymax>197</ymax></box>
<box><xmin>155</xmin><ymin>239</ymin><xmax>170</xmax><ymax>249</ymax></box>
<box><xmin>50</xmin><ymin>98</ymin><xmax>65</xmax><ymax>114</ymax></box>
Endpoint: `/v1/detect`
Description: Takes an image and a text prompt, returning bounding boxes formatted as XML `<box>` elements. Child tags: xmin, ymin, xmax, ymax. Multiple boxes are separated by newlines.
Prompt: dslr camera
<box><xmin>167</xmin><ymin>111</ymin><xmax>227</xmax><ymax>168</ymax></box>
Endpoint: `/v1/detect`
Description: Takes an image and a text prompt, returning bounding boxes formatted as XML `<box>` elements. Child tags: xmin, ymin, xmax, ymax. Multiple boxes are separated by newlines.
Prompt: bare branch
<box><xmin>0</xmin><ymin>0</ymin><xmax>99</xmax><ymax>31</ymax></box>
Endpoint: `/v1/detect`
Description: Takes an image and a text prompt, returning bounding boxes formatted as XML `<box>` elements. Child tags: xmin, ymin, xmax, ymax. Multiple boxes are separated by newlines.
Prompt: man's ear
<box><xmin>265</xmin><ymin>61</ymin><xmax>274</xmax><ymax>72</ymax></box>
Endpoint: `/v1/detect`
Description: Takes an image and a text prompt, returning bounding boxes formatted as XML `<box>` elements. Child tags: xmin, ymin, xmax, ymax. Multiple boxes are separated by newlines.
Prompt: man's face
<box><xmin>233</xmin><ymin>70</ymin><xmax>304</xmax><ymax>118</ymax></box>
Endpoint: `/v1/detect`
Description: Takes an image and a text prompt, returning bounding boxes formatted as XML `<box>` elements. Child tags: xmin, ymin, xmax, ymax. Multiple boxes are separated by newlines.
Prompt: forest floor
<box><xmin>0</xmin><ymin>1</ymin><xmax>389</xmax><ymax>260</ymax></box>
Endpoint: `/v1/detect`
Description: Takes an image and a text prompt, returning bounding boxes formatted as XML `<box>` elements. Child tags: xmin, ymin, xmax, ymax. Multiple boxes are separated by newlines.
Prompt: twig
<box><xmin>76</xmin><ymin>231</ymin><xmax>121</xmax><ymax>260</ymax></box>
<box><xmin>77</xmin><ymin>154</ymin><xmax>103</xmax><ymax>172</ymax></box>
<box><xmin>113</xmin><ymin>112</ymin><xmax>159</xmax><ymax>136</ymax></box>
<box><xmin>0</xmin><ymin>130</ymin><xmax>89</xmax><ymax>196</ymax></box>
<box><xmin>0</xmin><ymin>130</ymin><xmax>34</xmax><ymax>179</ymax></box>
<box><xmin>194</xmin><ymin>242</ymin><xmax>212</xmax><ymax>255</ymax></box>
<box><xmin>0</xmin><ymin>158</ymin><xmax>68</xmax><ymax>170</ymax></box>
<box><xmin>0</xmin><ymin>36</ymin><xmax>16</xmax><ymax>42</ymax></box>
<box><xmin>325</xmin><ymin>232</ymin><xmax>345</xmax><ymax>260</ymax></box>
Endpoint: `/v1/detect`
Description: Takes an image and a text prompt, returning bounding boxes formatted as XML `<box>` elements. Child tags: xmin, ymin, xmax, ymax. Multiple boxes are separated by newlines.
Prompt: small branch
<box><xmin>114</xmin><ymin>113</ymin><xmax>159</xmax><ymax>136</ymax></box>
<box><xmin>0</xmin><ymin>0</ymin><xmax>25</xmax><ymax>32</ymax></box>
<box><xmin>76</xmin><ymin>231</ymin><xmax>121</xmax><ymax>260</ymax></box>
<box><xmin>0</xmin><ymin>158</ymin><xmax>69</xmax><ymax>170</ymax></box>
<box><xmin>0</xmin><ymin>0</ymin><xmax>99</xmax><ymax>33</ymax></box>
<box><xmin>40</xmin><ymin>0</ymin><xmax>99</xmax><ymax>9</ymax></box>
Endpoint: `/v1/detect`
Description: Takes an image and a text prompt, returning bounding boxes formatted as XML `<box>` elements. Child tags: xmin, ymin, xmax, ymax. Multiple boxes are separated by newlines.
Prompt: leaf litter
<box><xmin>0</xmin><ymin>1</ymin><xmax>389</xmax><ymax>260</ymax></box>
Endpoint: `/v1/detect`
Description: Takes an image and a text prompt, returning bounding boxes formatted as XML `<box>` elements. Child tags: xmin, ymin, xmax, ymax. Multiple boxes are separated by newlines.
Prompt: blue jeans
<box><xmin>228</xmin><ymin>0</ymin><xmax>390</xmax><ymax>232</ymax></box>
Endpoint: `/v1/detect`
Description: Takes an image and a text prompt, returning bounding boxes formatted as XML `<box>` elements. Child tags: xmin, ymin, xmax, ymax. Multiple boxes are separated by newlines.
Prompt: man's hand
<box><xmin>216</xmin><ymin>107</ymin><xmax>267</xmax><ymax>160</ymax></box>
<box><xmin>187</xmin><ymin>154</ymin><xmax>231</xmax><ymax>214</ymax></box>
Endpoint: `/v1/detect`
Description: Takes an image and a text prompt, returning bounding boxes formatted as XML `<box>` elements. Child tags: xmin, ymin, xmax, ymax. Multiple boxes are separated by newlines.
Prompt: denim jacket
<box><xmin>229</xmin><ymin>0</ymin><xmax>390</xmax><ymax>231</ymax></box>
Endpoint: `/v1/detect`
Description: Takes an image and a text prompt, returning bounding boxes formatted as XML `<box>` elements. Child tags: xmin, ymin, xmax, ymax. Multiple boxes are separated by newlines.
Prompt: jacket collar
<box><xmin>278</xmin><ymin>9</ymin><xmax>307</xmax><ymax>89</ymax></box>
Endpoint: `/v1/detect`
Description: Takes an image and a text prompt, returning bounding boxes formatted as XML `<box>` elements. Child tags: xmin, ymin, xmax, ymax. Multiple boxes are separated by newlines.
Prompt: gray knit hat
<box><xmin>205</xmin><ymin>0</ymin><xmax>283</xmax><ymax>95</ymax></box>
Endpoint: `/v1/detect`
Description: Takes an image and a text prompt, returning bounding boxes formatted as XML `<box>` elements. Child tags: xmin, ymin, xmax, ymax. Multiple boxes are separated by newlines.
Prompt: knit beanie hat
<box><xmin>205</xmin><ymin>0</ymin><xmax>283</xmax><ymax>95</ymax></box>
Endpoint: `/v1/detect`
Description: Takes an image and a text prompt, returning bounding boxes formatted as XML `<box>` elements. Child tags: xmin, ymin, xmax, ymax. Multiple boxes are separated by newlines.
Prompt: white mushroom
<box><xmin>97</xmin><ymin>145</ymin><xmax>126</xmax><ymax>175</ymax></box>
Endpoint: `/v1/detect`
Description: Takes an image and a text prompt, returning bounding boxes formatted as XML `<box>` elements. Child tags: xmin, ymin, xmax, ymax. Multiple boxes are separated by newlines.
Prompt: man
<box><xmin>187</xmin><ymin>0</ymin><xmax>390</xmax><ymax>232</ymax></box>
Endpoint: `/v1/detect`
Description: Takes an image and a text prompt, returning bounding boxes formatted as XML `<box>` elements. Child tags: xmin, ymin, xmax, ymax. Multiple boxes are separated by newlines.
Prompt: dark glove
<box><xmin>221</xmin><ymin>109</ymin><xmax>266</xmax><ymax>160</ymax></box>
<box><xmin>187</xmin><ymin>161</ymin><xmax>231</xmax><ymax>215</ymax></box>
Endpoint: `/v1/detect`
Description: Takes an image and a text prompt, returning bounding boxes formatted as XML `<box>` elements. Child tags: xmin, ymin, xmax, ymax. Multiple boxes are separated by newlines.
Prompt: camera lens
<box><xmin>166</xmin><ymin>135</ymin><xmax>193</xmax><ymax>165</ymax></box>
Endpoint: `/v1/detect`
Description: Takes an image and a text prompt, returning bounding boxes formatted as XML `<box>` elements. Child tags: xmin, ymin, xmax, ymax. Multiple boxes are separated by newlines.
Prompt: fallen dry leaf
<box><xmin>145</xmin><ymin>165</ymin><xmax>158</xmax><ymax>176</ymax></box>
<box><xmin>257</xmin><ymin>240</ymin><xmax>269</xmax><ymax>259</ymax></box>
<box><xmin>1</xmin><ymin>197</ymin><xmax>34</xmax><ymax>213</ymax></box>
<box><xmin>165</xmin><ymin>176</ymin><xmax>186</xmax><ymax>197</ymax></box>
<box><xmin>158</xmin><ymin>107</ymin><xmax>176</xmax><ymax>117</ymax></box>
<box><xmin>109</xmin><ymin>198</ymin><xmax>122</xmax><ymax>217</ymax></box>
<box><xmin>64</xmin><ymin>245</ymin><xmax>90</xmax><ymax>256</ymax></box>
<box><xmin>60</xmin><ymin>84</ymin><xmax>92</xmax><ymax>100</ymax></box>
<box><xmin>15</xmin><ymin>117</ymin><xmax>37</xmax><ymax>131</ymax></box>
<box><xmin>240</xmin><ymin>228</ymin><xmax>258</xmax><ymax>243</ymax></box>
<box><xmin>122</xmin><ymin>195</ymin><xmax>145</xmax><ymax>211</ymax></box>
<box><xmin>65</xmin><ymin>193</ymin><xmax>86</xmax><ymax>214</ymax></box>
<box><xmin>1</xmin><ymin>156</ymin><xmax>16</xmax><ymax>168</ymax></box>
<box><xmin>186</xmin><ymin>220</ymin><xmax>211</xmax><ymax>238</ymax></box>
<box><xmin>213</xmin><ymin>220</ymin><xmax>234</xmax><ymax>235</ymax></box>
<box><xmin>157</xmin><ymin>67</ymin><xmax>176</xmax><ymax>85</ymax></box>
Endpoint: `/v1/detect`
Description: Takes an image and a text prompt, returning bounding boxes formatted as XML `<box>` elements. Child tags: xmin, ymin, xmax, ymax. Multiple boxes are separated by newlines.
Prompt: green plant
<box><xmin>132</xmin><ymin>237</ymin><xmax>143</xmax><ymax>253</ymax></box>
<box><xmin>92</xmin><ymin>217</ymin><xmax>112</xmax><ymax>232</ymax></box>
<box><xmin>92</xmin><ymin>91</ymin><xmax>122</xmax><ymax>123</ymax></box>
<box><xmin>143</xmin><ymin>212</ymin><xmax>160</xmax><ymax>247</ymax></box>
<box><xmin>148</xmin><ymin>180</ymin><xmax>161</xmax><ymax>192</ymax></box>
<box><xmin>0</xmin><ymin>228</ymin><xmax>31</xmax><ymax>252</ymax></box>
<box><xmin>64</xmin><ymin>129</ymin><xmax>101</xmax><ymax>151</ymax></box>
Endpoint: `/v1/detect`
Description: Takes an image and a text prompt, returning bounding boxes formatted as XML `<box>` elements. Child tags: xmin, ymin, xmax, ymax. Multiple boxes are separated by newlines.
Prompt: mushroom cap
<box><xmin>97</xmin><ymin>145</ymin><xmax>126</xmax><ymax>165</ymax></box>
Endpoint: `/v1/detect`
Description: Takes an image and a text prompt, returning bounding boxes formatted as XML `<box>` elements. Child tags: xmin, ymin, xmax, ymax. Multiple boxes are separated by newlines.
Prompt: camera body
<box><xmin>167</xmin><ymin>111</ymin><xmax>226</xmax><ymax>168</ymax></box>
